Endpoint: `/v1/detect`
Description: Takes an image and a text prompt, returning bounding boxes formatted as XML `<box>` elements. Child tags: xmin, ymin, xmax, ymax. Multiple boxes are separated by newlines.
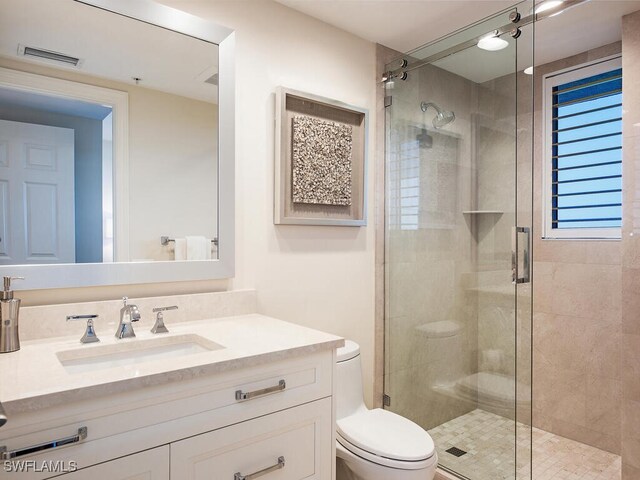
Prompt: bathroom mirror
<box><xmin>0</xmin><ymin>0</ymin><xmax>235</xmax><ymax>289</ymax></box>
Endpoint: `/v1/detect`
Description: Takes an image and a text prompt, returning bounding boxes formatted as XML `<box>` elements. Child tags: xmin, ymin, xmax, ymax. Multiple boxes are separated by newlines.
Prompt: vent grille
<box><xmin>445</xmin><ymin>447</ymin><xmax>467</xmax><ymax>457</ymax></box>
<box><xmin>18</xmin><ymin>45</ymin><xmax>80</xmax><ymax>67</ymax></box>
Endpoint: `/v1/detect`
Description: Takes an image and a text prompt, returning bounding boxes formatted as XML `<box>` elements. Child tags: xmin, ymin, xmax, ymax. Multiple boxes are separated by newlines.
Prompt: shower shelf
<box><xmin>462</xmin><ymin>210</ymin><xmax>504</xmax><ymax>214</ymax></box>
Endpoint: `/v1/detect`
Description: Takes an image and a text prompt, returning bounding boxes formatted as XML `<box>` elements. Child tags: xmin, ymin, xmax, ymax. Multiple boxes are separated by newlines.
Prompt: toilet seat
<box><xmin>336</xmin><ymin>408</ymin><xmax>436</xmax><ymax>470</ymax></box>
<box><xmin>337</xmin><ymin>433</ymin><xmax>437</xmax><ymax>471</ymax></box>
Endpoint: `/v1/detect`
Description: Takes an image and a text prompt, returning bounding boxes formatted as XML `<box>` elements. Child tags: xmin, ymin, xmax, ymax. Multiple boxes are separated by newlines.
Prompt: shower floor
<box><xmin>429</xmin><ymin>409</ymin><xmax>620</xmax><ymax>480</ymax></box>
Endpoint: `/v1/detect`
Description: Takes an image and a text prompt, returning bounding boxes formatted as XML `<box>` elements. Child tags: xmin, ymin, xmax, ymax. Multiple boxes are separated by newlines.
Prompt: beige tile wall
<box><xmin>621</xmin><ymin>11</ymin><xmax>640</xmax><ymax>479</ymax></box>
<box><xmin>532</xmin><ymin>43</ymin><xmax>623</xmax><ymax>455</ymax></box>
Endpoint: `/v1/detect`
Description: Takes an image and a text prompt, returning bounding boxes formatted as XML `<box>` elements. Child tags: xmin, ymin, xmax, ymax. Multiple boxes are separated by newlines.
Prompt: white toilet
<box><xmin>335</xmin><ymin>340</ymin><xmax>438</xmax><ymax>480</ymax></box>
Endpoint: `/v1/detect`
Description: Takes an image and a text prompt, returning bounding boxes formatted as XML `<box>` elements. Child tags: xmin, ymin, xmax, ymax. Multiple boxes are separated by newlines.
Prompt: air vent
<box><xmin>18</xmin><ymin>44</ymin><xmax>81</xmax><ymax>67</ymax></box>
<box><xmin>205</xmin><ymin>73</ymin><xmax>218</xmax><ymax>86</ymax></box>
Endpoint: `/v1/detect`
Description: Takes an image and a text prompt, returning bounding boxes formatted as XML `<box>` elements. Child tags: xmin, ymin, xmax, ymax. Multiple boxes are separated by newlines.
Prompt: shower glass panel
<box><xmin>384</xmin><ymin>4</ymin><xmax>533</xmax><ymax>480</ymax></box>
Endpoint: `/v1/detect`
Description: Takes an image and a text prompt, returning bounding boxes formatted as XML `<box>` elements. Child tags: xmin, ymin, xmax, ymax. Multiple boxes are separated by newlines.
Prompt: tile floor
<box><xmin>428</xmin><ymin>409</ymin><xmax>620</xmax><ymax>480</ymax></box>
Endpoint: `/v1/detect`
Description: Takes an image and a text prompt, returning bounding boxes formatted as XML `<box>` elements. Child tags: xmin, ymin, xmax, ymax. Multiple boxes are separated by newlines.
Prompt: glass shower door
<box><xmin>384</xmin><ymin>4</ymin><xmax>533</xmax><ymax>480</ymax></box>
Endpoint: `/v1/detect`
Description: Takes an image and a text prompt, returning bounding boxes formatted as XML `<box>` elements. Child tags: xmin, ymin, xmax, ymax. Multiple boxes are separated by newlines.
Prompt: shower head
<box><xmin>420</xmin><ymin>101</ymin><xmax>455</xmax><ymax>129</ymax></box>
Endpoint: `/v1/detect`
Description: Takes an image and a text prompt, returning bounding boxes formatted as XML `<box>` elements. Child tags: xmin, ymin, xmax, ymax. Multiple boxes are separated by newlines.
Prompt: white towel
<box><xmin>174</xmin><ymin>238</ymin><xmax>187</xmax><ymax>261</ymax></box>
<box><xmin>185</xmin><ymin>236</ymin><xmax>211</xmax><ymax>260</ymax></box>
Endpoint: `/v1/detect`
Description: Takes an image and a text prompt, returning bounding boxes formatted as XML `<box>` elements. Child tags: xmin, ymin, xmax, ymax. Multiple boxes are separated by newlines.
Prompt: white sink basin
<box><xmin>56</xmin><ymin>334</ymin><xmax>224</xmax><ymax>374</ymax></box>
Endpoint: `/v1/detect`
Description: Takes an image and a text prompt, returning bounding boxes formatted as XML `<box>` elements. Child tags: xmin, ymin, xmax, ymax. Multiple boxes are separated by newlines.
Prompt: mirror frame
<box><xmin>0</xmin><ymin>0</ymin><xmax>235</xmax><ymax>290</ymax></box>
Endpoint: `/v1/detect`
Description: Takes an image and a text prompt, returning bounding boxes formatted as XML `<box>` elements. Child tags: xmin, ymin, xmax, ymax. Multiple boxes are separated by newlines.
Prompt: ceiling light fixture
<box><xmin>524</xmin><ymin>66</ymin><xmax>534</xmax><ymax>75</ymax></box>
<box><xmin>477</xmin><ymin>31</ymin><xmax>509</xmax><ymax>51</ymax></box>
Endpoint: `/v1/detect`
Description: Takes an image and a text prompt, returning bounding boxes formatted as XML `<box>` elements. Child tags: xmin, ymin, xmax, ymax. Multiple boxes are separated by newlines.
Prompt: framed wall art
<box><xmin>275</xmin><ymin>87</ymin><xmax>368</xmax><ymax>226</ymax></box>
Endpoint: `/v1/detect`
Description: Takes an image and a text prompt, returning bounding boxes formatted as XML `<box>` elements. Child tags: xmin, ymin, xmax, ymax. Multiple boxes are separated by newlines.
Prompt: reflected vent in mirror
<box><xmin>205</xmin><ymin>73</ymin><xmax>218</xmax><ymax>86</ymax></box>
<box><xmin>18</xmin><ymin>44</ymin><xmax>81</xmax><ymax>67</ymax></box>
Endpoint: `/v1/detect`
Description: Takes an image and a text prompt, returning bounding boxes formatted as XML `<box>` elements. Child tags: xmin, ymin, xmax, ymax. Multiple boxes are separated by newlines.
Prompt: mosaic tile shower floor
<box><xmin>429</xmin><ymin>409</ymin><xmax>620</xmax><ymax>480</ymax></box>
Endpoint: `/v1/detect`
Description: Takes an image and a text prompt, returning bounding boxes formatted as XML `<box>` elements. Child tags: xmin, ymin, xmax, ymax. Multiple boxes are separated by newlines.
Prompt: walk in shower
<box><xmin>383</xmin><ymin>4</ymin><xmax>534</xmax><ymax>479</ymax></box>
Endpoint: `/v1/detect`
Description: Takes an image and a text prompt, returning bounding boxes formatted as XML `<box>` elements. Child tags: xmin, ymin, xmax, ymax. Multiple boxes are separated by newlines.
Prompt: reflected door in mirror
<box><xmin>0</xmin><ymin>119</ymin><xmax>76</xmax><ymax>264</ymax></box>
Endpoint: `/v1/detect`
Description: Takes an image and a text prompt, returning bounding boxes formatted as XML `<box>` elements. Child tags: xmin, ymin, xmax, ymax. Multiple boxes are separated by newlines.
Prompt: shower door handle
<box><xmin>512</xmin><ymin>226</ymin><xmax>530</xmax><ymax>284</ymax></box>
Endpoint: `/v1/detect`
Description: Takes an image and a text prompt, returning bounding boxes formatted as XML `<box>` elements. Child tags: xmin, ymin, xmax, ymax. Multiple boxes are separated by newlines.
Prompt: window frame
<box><xmin>542</xmin><ymin>55</ymin><xmax>622</xmax><ymax>240</ymax></box>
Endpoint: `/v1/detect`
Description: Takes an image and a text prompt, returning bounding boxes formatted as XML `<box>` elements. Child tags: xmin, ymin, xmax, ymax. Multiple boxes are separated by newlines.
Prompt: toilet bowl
<box><xmin>335</xmin><ymin>340</ymin><xmax>438</xmax><ymax>480</ymax></box>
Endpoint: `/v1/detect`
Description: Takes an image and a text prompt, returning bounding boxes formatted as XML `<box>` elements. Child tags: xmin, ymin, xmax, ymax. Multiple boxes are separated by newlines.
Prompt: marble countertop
<box><xmin>0</xmin><ymin>314</ymin><xmax>344</xmax><ymax>414</ymax></box>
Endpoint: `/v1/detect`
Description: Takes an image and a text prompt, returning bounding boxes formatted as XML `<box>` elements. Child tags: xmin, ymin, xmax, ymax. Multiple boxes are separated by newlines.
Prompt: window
<box><xmin>543</xmin><ymin>56</ymin><xmax>622</xmax><ymax>239</ymax></box>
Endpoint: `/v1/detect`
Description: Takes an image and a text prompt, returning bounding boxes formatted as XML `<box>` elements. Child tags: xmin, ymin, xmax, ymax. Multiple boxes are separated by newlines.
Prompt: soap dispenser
<box><xmin>0</xmin><ymin>276</ymin><xmax>24</xmax><ymax>353</ymax></box>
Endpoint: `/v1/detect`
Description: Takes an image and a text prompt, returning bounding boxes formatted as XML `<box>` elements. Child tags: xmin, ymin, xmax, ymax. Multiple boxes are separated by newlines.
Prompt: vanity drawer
<box><xmin>46</xmin><ymin>446</ymin><xmax>169</xmax><ymax>480</ymax></box>
<box><xmin>170</xmin><ymin>397</ymin><xmax>332</xmax><ymax>480</ymax></box>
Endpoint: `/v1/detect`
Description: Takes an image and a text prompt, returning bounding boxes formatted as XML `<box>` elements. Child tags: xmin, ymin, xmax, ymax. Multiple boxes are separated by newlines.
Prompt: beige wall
<box><xmin>127</xmin><ymin>88</ymin><xmax>218</xmax><ymax>261</ymax></box>
<box><xmin>532</xmin><ymin>42</ymin><xmax>623</xmax><ymax>455</ymax></box>
<box><xmin>11</xmin><ymin>0</ymin><xmax>378</xmax><ymax>406</ymax></box>
<box><xmin>621</xmin><ymin>11</ymin><xmax>640</xmax><ymax>479</ymax></box>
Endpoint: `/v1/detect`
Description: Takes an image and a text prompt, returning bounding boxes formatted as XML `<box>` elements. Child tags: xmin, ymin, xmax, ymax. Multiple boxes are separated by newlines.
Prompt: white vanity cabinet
<box><xmin>0</xmin><ymin>346</ymin><xmax>338</xmax><ymax>480</ymax></box>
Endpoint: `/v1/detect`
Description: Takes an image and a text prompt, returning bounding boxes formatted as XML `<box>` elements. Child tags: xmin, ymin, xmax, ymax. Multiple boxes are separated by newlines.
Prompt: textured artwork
<box><xmin>291</xmin><ymin>115</ymin><xmax>353</xmax><ymax>206</ymax></box>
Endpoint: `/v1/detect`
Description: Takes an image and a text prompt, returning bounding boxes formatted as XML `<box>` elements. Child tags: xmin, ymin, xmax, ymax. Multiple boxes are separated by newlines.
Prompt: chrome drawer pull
<box><xmin>235</xmin><ymin>380</ymin><xmax>286</xmax><ymax>401</ymax></box>
<box><xmin>0</xmin><ymin>426</ymin><xmax>87</xmax><ymax>460</ymax></box>
<box><xmin>234</xmin><ymin>456</ymin><xmax>285</xmax><ymax>480</ymax></box>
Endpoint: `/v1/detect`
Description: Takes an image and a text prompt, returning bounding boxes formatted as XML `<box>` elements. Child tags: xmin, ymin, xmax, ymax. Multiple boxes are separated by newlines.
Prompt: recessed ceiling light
<box><xmin>535</xmin><ymin>0</ymin><xmax>564</xmax><ymax>14</ymax></box>
<box><xmin>524</xmin><ymin>66</ymin><xmax>534</xmax><ymax>75</ymax></box>
<box><xmin>477</xmin><ymin>32</ymin><xmax>509</xmax><ymax>51</ymax></box>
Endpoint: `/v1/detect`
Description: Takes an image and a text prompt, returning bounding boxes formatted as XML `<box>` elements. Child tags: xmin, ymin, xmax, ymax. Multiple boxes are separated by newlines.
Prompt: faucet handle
<box><xmin>66</xmin><ymin>314</ymin><xmax>100</xmax><ymax>344</ymax></box>
<box><xmin>152</xmin><ymin>306</ymin><xmax>178</xmax><ymax>313</ymax></box>
<box><xmin>151</xmin><ymin>306</ymin><xmax>177</xmax><ymax>334</ymax></box>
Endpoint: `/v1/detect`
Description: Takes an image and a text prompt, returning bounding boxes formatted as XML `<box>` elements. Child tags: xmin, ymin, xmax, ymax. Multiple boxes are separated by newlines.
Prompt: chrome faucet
<box><xmin>116</xmin><ymin>297</ymin><xmax>140</xmax><ymax>339</ymax></box>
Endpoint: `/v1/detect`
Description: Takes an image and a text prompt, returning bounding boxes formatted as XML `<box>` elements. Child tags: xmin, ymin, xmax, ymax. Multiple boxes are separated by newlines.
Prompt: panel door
<box><xmin>0</xmin><ymin>119</ymin><xmax>75</xmax><ymax>264</ymax></box>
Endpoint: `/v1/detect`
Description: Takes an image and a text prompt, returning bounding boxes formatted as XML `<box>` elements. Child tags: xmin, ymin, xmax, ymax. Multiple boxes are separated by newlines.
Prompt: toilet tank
<box><xmin>336</xmin><ymin>340</ymin><xmax>367</xmax><ymax>420</ymax></box>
